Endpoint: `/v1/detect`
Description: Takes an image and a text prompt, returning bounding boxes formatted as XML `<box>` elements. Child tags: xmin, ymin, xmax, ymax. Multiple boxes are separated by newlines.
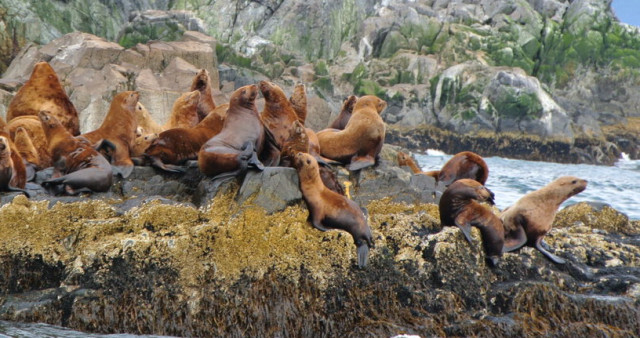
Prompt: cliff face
<box><xmin>1</xmin><ymin>0</ymin><xmax>640</xmax><ymax>163</ymax></box>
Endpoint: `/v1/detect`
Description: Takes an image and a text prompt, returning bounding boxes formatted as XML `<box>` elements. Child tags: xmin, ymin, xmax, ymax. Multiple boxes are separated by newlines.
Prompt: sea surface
<box><xmin>415</xmin><ymin>150</ymin><xmax>640</xmax><ymax>220</ymax></box>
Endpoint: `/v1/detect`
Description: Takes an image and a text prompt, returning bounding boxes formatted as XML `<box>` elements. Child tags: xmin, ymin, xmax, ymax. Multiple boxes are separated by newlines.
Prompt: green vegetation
<box><xmin>491</xmin><ymin>88</ymin><xmax>542</xmax><ymax>120</ymax></box>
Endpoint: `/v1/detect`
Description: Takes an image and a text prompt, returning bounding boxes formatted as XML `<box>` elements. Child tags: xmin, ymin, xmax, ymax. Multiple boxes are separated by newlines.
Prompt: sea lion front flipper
<box><xmin>534</xmin><ymin>238</ymin><xmax>566</xmax><ymax>264</ymax></box>
<box><xmin>357</xmin><ymin>243</ymin><xmax>369</xmax><ymax>268</ymax></box>
<box><xmin>502</xmin><ymin>214</ymin><xmax>528</xmax><ymax>252</ymax></box>
<box><xmin>348</xmin><ymin>155</ymin><xmax>375</xmax><ymax>171</ymax></box>
<box><xmin>24</xmin><ymin>162</ymin><xmax>36</xmax><ymax>182</ymax></box>
<box><xmin>112</xmin><ymin>164</ymin><xmax>134</xmax><ymax>178</ymax></box>
<box><xmin>259</xmin><ymin>125</ymin><xmax>281</xmax><ymax>167</ymax></box>
<box><xmin>453</xmin><ymin>215</ymin><xmax>474</xmax><ymax>245</ymax></box>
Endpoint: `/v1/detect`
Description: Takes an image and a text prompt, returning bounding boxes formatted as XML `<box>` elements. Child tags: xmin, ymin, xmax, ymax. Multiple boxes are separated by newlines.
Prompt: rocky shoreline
<box><xmin>0</xmin><ymin>150</ymin><xmax>638</xmax><ymax>336</ymax></box>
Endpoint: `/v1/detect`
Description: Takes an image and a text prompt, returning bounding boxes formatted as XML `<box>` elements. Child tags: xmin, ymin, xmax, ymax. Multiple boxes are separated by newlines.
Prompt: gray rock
<box><xmin>237</xmin><ymin>167</ymin><xmax>302</xmax><ymax>214</ymax></box>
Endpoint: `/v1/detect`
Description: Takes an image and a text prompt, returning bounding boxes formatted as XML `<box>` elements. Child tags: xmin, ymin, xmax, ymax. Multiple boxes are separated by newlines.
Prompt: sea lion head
<box><xmin>136</xmin><ymin>126</ymin><xmax>145</xmax><ymax>137</ymax></box>
<box><xmin>354</xmin><ymin>95</ymin><xmax>387</xmax><ymax>114</ymax></box>
<box><xmin>447</xmin><ymin>179</ymin><xmax>495</xmax><ymax>204</ymax></box>
<box><xmin>117</xmin><ymin>91</ymin><xmax>140</xmax><ymax>112</ymax></box>
<box><xmin>230</xmin><ymin>84</ymin><xmax>258</xmax><ymax>110</ymax></box>
<box><xmin>191</xmin><ymin>69</ymin><xmax>210</xmax><ymax>91</ymax></box>
<box><xmin>32</xmin><ymin>61</ymin><xmax>60</xmax><ymax>83</ymax></box>
<box><xmin>0</xmin><ymin>136</ymin><xmax>9</xmax><ymax>157</ymax></box>
<box><xmin>293</xmin><ymin>151</ymin><xmax>319</xmax><ymax>181</ymax></box>
<box><xmin>38</xmin><ymin>110</ymin><xmax>63</xmax><ymax>131</ymax></box>
<box><xmin>397</xmin><ymin>151</ymin><xmax>412</xmax><ymax>166</ymax></box>
<box><xmin>551</xmin><ymin>176</ymin><xmax>588</xmax><ymax>199</ymax></box>
<box><xmin>258</xmin><ymin>80</ymin><xmax>286</xmax><ymax>102</ymax></box>
<box><xmin>343</xmin><ymin>95</ymin><xmax>357</xmax><ymax>112</ymax></box>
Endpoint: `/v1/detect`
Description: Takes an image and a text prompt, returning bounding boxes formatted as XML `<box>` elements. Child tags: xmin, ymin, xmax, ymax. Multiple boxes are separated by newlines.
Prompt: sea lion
<box><xmin>438</xmin><ymin>151</ymin><xmax>489</xmax><ymax>186</ymax></box>
<box><xmin>135</xmin><ymin>102</ymin><xmax>164</xmax><ymax>135</ymax></box>
<box><xmin>0</xmin><ymin>136</ymin><xmax>29</xmax><ymax>195</ymax></box>
<box><xmin>289</xmin><ymin>83</ymin><xmax>307</xmax><ymax>124</ymax></box>
<box><xmin>39</xmin><ymin>111</ymin><xmax>112</xmax><ymax>195</ymax></box>
<box><xmin>0</xmin><ymin>117</ymin><xmax>26</xmax><ymax>190</ymax></box>
<box><xmin>131</xmin><ymin>133</ymin><xmax>159</xmax><ymax>158</ymax></box>
<box><xmin>397</xmin><ymin>151</ymin><xmax>440</xmax><ymax>178</ymax></box>
<box><xmin>144</xmin><ymin>103</ymin><xmax>228</xmax><ymax>172</ymax></box>
<box><xmin>163</xmin><ymin>90</ymin><xmax>200</xmax><ymax>130</ymax></box>
<box><xmin>13</xmin><ymin>127</ymin><xmax>39</xmax><ymax>180</ymax></box>
<box><xmin>439</xmin><ymin>179</ymin><xmax>503</xmax><ymax>266</ymax></box>
<box><xmin>80</xmin><ymin>91</ymin><xmax>139</xmax><ymax>178</ymax></box>
<box><xmin>8</xmin><ymin>115</ymin><xmax>52</xmax><ymax>168</ymax></box>
<box><xmin>198</xmin><ymin>84</ymin><xmax>279</xmax><ymax>178</ymax></box>
<box><xmin>328</xmin><ymin>95</ymin><xmax>357</xmax><ymax>130</ymax></box>
<box><xmin>190</xmin><ymin>69</ymin><xmax>217</xmax><ymax>121</ymax></box>
<box><xmin>259</xmin><ymin>80</ymin><xmax>300</xmax><ymax>148</ymax></box>
<box><xmin>6</xmin><ymin>61</ymin><xmax>80</xmax><ymax>136</ymax></box>
<box><xmin>293</xmin><ymin>151</ymin><xmax>374</xmax><ymax>268</ymax></box>
<box><xmin>317</xmin><ymin>95</ymin><xmax>387</xmax><ymax>171</ymax></box>
<box><xmin>501</xmin><ymin>176</ymin><xmax>587</xmax><ymax>264</ymax></box>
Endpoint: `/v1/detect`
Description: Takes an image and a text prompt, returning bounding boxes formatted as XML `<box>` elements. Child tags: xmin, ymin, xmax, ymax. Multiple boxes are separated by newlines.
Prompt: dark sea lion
<box><xmin>259</xmin><ymin>80</ymin><xmax>300</xmax><ymax>148</ymax></box>
<box><xmin>39</xmin><ymin>111</ymin><xmax>112</xmax><ymax>195</ymax></box>
<box><xmin>198</xmin><ymin>84</ymin><xmax>279</xmax><ymax>178</ymax></box>
<box><xmin>144</xmin><ymin>103</ymin><xmax>228</xmax><ymax>172</ymax></box>
<box><xmin>7</xmin><ymin>61</ymin><xmax>80</xmax><ymax>136</ymax></box>
<box><xmin>8</xmin><ymin>115</ymin><xmax>52</xmax><ymax>168</ymax></box>
<box><xmin>317</xmin><ymin>95</ymin><xmax>387</xmax><ymax>171</ymax></box>
<box><xmin>439</xmin><ymin>179</ymin><xmax>503</xmax><ymax>266</ymax></box>
<box><xmin>397</xmin><ymin>151</ymin><xmax>440</xmax><ymax>178</ymax></box>
<box><xmin>438</xmin><ymin>151</ymin><xmax>489</xmax><ymax>186</ymax></box>
<box><xmin>293</xmin><ymin>151</ymin><xmax>374</xmax><ymax>268</ymax></box>
<box><xmin>190</xmin><ymin>69</ymin><xmax>217</xmax><ymax>121</ymax></box>
<box><xmin>501</xmin><ymin>176</ymin><xmax>588</xmax><ymax>264</ymax></box>
<box><xmin>80</xmin><ymin>91</ymin><xmax>139</xmax><ymax>178</ymax></box>
<box><xmin>162</xmin><ymin>90</ymin><xmax>200</xmax><ymax>130</ymax></box>
<box><xmin>0</xmin><ymin>136</ymin><xmax>29</xmax><ymax>195</ymax></box>
<box><xmin>328</xmin><ymin>95</ymin><xmax>357</xmax><ymax>130</ymax></box>
<box><xmin>289</xmin><ymin>83</ymin><xmax>307</xmax><ymax>125</ymax></box>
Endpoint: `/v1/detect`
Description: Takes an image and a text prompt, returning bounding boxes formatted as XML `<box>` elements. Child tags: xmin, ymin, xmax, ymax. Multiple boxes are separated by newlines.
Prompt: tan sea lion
<box><xmin>328</xmin><ymin>95</ymin><xmax>357</xmax><ymax>130</ymax></box>
<box><xmin>162</xmin><ymin>90</ymin><xmax>200</xmax><ymax>130</ymax></box>
<box><xmin>80</xmin><ymin>91</ymin><xmax>139</xmax><ymax>178</ymax></box>
<box><xmin>0</xmin><ymin>117</ymin><xmax>26</xmax><ymax>190</ymax></box>
<box><xmin>13</xmin><ymin>127</ymin><xmax>39</xmax><ymax>180</ymax></box>
<box><xmin>144</xmin><ymin>103</ymin><xmax>228</xmax><ymax>172</ymax></box>
<box><xmin>293</xmin><ymin>151</ymin><xmax>374</xmax><ymax>268</ymax></box>
<box><xmin>190</xmin><ymin>69</ymin><xmax>217</xmax><ymax>121</ymax></box>
<box><xmin>289</xmin><ymin>83</ymin><xmax>307</xmax><ymax>124</ymax></box>
<box><xmin>397</xmin><ymin>151</ymin><xmax>440</xmax><ymax>178</ymax></box>
<box><xmin>439</xmin><ymin>179</ymin><xmax>503</xmax><ymax>266</ymax></box>
<box><xmin>198</xmin><ymin>85</ymin><xmax>279</xmax><ymax>178</ymax></box>
<box><xmin>439</xmin><ymin>151</ymin><xmax>489</xmax><ymax>186</ymax></box>
<box><xmin>259</xmin><ymin>80</ymin><xmax>300</xmax><ymax>148</ymax></box>
<box><xmin>6</xmin><ymin>61</ymin><xmax>80</xmax><ymax>136</ymax></box>
<box><xmin>317</xmin><ymin>95</ymin><xmax>387</xmax><ymax>171</ymax></box>
<box><xmin>8</xmin><ymin>115</ymin><xmax>52</xmax><ymax>168</ymax></box>
<box><xmin>501</xmin><ymin>176</ymin><xmax>587</xmax><ymax>264</ymax></box>
<box><xmin>0</xmin><ymin>135</ymin><xmax>29</xmax><ymax>195</ymax></box>
<box><xmin>39</xmin><ymin>111</ymin><xmax>112</xmax><ymax>195</ymax></box>
<box><xmin>131</xmin><ymin>133</ymin><xmax>159</xmax><ymax>158</ymax></box>
<box><xmin>135</xmin><ymin>102</ymin><xmax>164</xmax><ymax>135</ymax></box>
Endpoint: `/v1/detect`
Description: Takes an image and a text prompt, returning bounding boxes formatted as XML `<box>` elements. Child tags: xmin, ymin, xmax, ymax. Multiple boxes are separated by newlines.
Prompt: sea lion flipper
<box><xmin>348</xmin><ymin>155</ymin><xmax>375</xmax><ymax>171</ymax></box>
<box><xmin>147</xmin><ymin>156</ymin><xmax>185</xmax><ymax>174</ymax></box>
<box><xmin>24</xmin><ymin>162</ymin><xmax>36</xmax><ymax>182</ymax></box>
<box><xmin>113</xmin><ymin>164</ymin><xmax>134</xmax><ymax>178</ymax></box>
<box><xmin>454</xmin><ymin>220</ymin><xmax>474</xmax><ymax>245</ymax></box>
<box><xmin>502</xmin><ymin>215</ymin><xmax>528</xmax><ymax>252</ymax></box>
<box><xmin>259</xmin><ymin>125</ymin><xmax>281</xmax><ymax>167</ymax></box>
<box><xmin>534</xmin><ymin>238</ymin><xmax>566</xmax><ymax>264</ymax></box>
<box><xmin>7</xmin><ymin>185</ymin><xmax>31</xmax><ymax>198</ymax></box>
<box><xmin>357</xmin><ymin>243</ymin><xmax>369</xmax><ymax>268</ymax></box>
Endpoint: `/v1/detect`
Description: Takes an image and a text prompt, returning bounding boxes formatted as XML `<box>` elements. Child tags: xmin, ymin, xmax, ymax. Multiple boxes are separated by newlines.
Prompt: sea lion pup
<box><xmin>13</xmin><ymin>127</ymin><xmax>39</xmax><ymax>180</ymax></box>
<box><xmin>198</xmin><ymin>84</ymin><xmax>279</xmax><ymax>178</ymax></box>
<box><xmin>397</xmin><ymin>151</ymin><xmax>440</xmax><ymax>178</ymax></box>
<box><xmin>131</xmin><ymin>133</ymin><xmax>159</xmax><ymax>158</ymax></box>
<box><xmin>80</xmin><ymin>91</ymin><xmax>139</xmax><ymax>178</ymax></box>
<box><xmin>501</xmin><ymin>176</ymin><xmax>587</xmax><ymax>264</ymax></box>
<box><xmin>144</xmin><ymin>103</ymin><xmax>228</xmax><ymax>172</ymax></box>
<box><xmin>289</xmin><ymin>83</ymin><xmax>307</xmax><ymax>124</ymax></box>
<box><xmin>259</xmin><ymin>80</ymin><xmax>300</xmax><ymax>148</ymax></box>
<box><xmin>135</xmin><ymin>102</ymin><xmax>164</xmax><ymax>135</ymax></box>
<box><xmin>328</xmin><ymin>95</ymin><xmax>357</xmax><ymax>130</ymax></box>
<box><xmin>190</xmin><ymin>69</ymin><xmax>217</xmax><ymax>121</ymax></box>
<box><xmin>0</xmin><ymin>136</ymin><xmax>29</xmax><ymax>195</ymax></box>
<box><xmin>317</xmin><ymin>95</ymin><xmax>387</xmax><ymax>171</ymax></box>
<box><xmin>39</xmin><ymin>111</ymin><xmax>112</xmax><ymax>195</ymax></box>
<box><xmin>293</xmin><ymin>151</ymin><xmax>374</xmax><ymax>268</ymax></box>
<box><xmin>162</xmin><ymin>90</ymin><xmax>200</xmax><ymax>129</ymax></box>
<box><xmin>439</xmin><ymin>179</ymin><xmax>503</xmax><ymax>266</ymax></box>
<box><xmin>8</xmin><ymin>115</ymin><xmax>52</xmax><ymax>168</ymax></box>
<box><xmin>438</xmin><ymin>151</ymin><xmax>489</xmax><ymax>186</ymax></box>
<box><xmin>6</xmin><ymin>61</ymin><xmax>80</xmax><ymax>136</ymax></box>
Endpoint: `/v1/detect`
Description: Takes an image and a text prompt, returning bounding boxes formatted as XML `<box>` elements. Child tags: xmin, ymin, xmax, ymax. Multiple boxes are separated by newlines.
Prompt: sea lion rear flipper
<box><xmin>7</xmin><ymin>185</ymin><xmax>31</xmax><ymax>198</ymax></box>
<box><xmin>535</xmin><ymin>238</ymin><xmax>566</xmax><ymax>264</ymax></box>
<box><xmin>147</xmin><ymin>156</ymin><xmax>186</xmax><ymax>174</ymax></box>
<box><xmin>348</xmin><ymin>155</ymin><xmax>375</xmax><ymax>171</ymax></box>
<box><xmin>357</xmin><ymin>244</ymin><xmax>369</xmax><ymax>268</ymax></box>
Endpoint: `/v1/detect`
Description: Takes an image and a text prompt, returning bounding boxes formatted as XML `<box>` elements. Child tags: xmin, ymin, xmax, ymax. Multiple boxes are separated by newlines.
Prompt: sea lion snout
<box><xmin>0</xmin><ymin>137</ymin><xmax>7</xmax><ymax>150</ymax></box>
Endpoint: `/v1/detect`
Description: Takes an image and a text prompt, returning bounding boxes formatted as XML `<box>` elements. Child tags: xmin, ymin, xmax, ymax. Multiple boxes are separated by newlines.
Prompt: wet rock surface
<box><xmin>0</xmin><ymin>155</ymin><xmax>638</xmax><ymax>336</ymax></box>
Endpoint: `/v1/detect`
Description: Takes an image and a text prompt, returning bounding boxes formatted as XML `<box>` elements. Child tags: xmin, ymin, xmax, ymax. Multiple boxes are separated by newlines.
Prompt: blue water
<box><xmin>415</xmin><ymin>150</ymin><xmax>640</xmax><ymax>220</ymax></box>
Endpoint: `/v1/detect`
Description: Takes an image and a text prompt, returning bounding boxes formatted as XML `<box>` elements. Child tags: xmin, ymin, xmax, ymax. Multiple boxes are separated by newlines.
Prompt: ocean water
<box><xmin>415</xmin><ymin>150</ymin><xmax>640</xmax><ymax>220</ymax></box>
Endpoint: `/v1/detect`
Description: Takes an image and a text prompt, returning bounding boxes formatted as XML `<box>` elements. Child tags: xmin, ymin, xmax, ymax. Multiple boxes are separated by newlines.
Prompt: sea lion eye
<box><xmin>306</xmin><ymin>159</ymin><xmax>311</xmax><ymax>164</ymax></box>
<box><xmin>571</xmin><ymin>180</ymin><xmax>577</xmax><ymax>184</ymax></box>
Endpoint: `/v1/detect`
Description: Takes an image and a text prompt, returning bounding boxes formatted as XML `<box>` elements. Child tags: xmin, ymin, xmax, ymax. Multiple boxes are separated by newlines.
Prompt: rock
<box><xmin>237</xmin><ymin>167</ymin><xmax>302</xmax><ymax>214</ymax></box>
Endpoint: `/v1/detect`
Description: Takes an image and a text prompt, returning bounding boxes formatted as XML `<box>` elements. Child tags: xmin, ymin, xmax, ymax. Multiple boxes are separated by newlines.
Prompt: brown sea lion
<box><xmin>144</xmin><ymin>103</ymin><xmax>228</xmax><ymax>172</ymax></box>
<box><xmin>0</xmin><ymin>136</ymin><xmax>29</xmax><ymax>195</ymax></box>
<box><xmin>317</xmin><ymin>95</ymin><xmax>387</xmax><ymax>171</ymax></box>
<box><xmin>131</xmin><ymin>133</ymin><xmax>159</xmax><ymax>158</ymax></box>
<box><xmin>7</xmin><ymin>61</ymin><xmax>80</xmax><ymax>136</ymax></box>
<box><xmin>13</xmin><ymin>127</ymin><xmax>39</xmax><ymax>180</ymax></box>
<box><xmin>438</xmin><ymin>151</ymin><xmax>489</xmax><ymax>186</ymax></box>
<box><xmin>501</xmin><ymin>176</ymin><xmax>588</xmax><ymax>264</ymax></box>
<box><xmin>199</xmin><ymin>85</ymin><xmax>279</xmax><ymax>178</ymax></box>
<box><xmin>8</xmin><ymin>115</ymin><xmax>52</xmax><ymax>168</ymax></box>
<box><xmin>397</xmin><ymin>151</ymin><xmax>440</xmax><ymax>178</ymax></box>
<box><xmin>289</xmin><ymin>83</ymin><xmax>307</xmax><ymax>125</ymax></box>
<box><xmin>0</xmin><ymin>117</ymin><xmax>26</xmax><ymax>190</ymax></box>
<box><xmin>80</xmin><ymin>91</ymin><xmax>139</xmax><ymax>178</ymax></box>
<box><xmin>328</xmin><ymin>95</ymin><xmax>357</xmax><ymax>130</ymax></box>
<box><xmin>135</xmin><ymin>102</ymin><xmax>164</xmax><ymax>135</ymax></box>
<box><xmin>293</xmin><ymin>151</ymin><xmax>374</xmax><ymax>268</ymax></box>
<box><xmin>439</xmin><ymin>179</ymin><xmax>503</xmax><ymax>266</ymax></box>
<box><xmin>39</xmin><ymin>111</ymin><xmax>112</xmax><ymax>195</ymax></box>
<box><xmin>162</xmin><ymin>90</ymin><xmax>200</xmax><ymax>130</ymax></box>
<box><xmin>190</xmin><ymin>69</ymin><xmax>217</xmax><ymax>121</ymax></box>
<box><xmin>259</xmin><ymin>80</ymin><xmax>299</xmax><ymax>148</ymax></box>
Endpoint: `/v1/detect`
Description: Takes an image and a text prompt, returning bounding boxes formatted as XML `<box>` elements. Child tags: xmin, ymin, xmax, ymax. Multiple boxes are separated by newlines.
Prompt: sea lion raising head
<box><xmin>190</xmin><ymin>69</ymin><xmax>217</xmax><ymax>121</ymax></box>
